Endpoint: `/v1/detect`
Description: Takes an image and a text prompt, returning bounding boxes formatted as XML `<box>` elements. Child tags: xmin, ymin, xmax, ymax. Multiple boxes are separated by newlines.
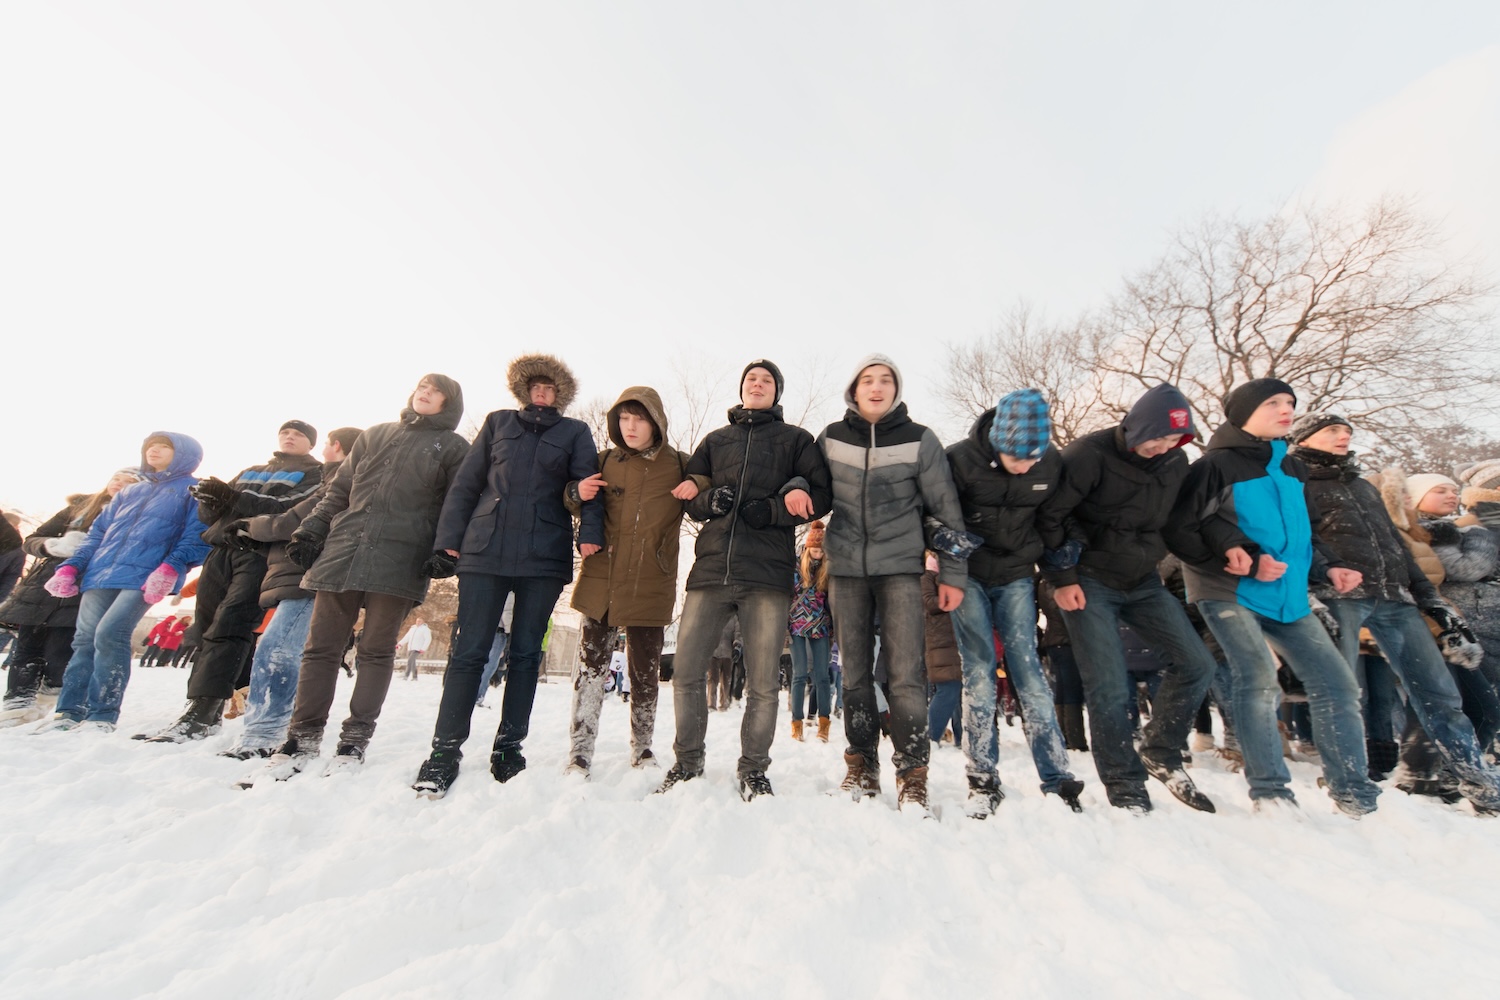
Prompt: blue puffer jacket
<box><xmin>63</xmin><ymin>431</ymin><xmax>211</xmax><ymax>592</ymax></box>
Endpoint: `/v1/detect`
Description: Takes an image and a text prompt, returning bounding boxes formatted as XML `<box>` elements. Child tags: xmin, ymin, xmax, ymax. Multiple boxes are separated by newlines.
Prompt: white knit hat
<box><xmin>1406</xmin><ymin>473</ymin><xmax>1458</xmax><ymax>509</ymax></box>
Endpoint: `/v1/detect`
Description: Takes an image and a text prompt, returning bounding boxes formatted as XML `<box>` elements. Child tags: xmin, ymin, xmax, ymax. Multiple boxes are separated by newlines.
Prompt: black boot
<box><xmin>1053</xmin><ymin>778</ymin><xmax>1086</xmax><ymax>813</ymax></box>
<box><xmin>1367</xmin><ymin>738</ymin><xmax>1400</xmax><ymax>780</ymax></box>
<box><xmin>1057</xmin><ymin>702</ymin><xmax>1089</xmax><ymax>751</ymax></box>
<box><xmin>141</xmin><ymin>697</ymin><xmax>225</xmax><ymax>743</ymax></box>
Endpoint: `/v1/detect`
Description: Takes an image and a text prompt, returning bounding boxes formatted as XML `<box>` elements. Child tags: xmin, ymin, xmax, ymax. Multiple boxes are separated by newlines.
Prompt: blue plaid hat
<box><xmin>989</xmin><ymin>389</ymin><xmax>1051</xmax><ymax>458</ymax></box>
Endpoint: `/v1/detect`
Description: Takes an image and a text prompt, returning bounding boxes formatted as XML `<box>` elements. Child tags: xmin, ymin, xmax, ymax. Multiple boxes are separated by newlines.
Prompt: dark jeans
<box><xmin>1043</xmin><ymin>645</ymin><xmax>1085</xmax><ymax>706</ymax></box>
<box><xmin>830</xmin><ymin>574</ymin><xmax>928</xmax><ymax>774</ymax></box>
<box><xmin>1060</xmin><ymin>575</ymin><xmax>1215</xmax><ymax>806</ymax></box>
<box><xmin>3</xmin><ymin>625</ymin><xmax>75</xmax><ymax>705</ymax></box>
<box><xmin>288</xmin><ymin>589</ymin><xmax>416</xmax><ymax>750</ymax></box>
<box><xmin>186</xmin><ymin>545</ymin><xmax>270</xmax><ymax>700</ymax></box>
<box><xmin>928</xmin><ymin>680</ymin><xmax>962</xmax><ymax>746</ymax></box>
<box><xmin>1354</xmin><ymin>653</ymin><xmax>1401</xmax><ymax>743</ymax></box>
<box><xmin>429</xmin><ymin>574</ymin><xmax>565</xmax><ymax>759</ymax></box>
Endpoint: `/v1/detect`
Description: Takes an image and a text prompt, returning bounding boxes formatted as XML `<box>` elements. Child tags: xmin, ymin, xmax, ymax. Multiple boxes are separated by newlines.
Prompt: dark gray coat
<box><xmin>0</xmin><ymin>501</ymin><xmax>85</xmax><ymax>629</ymax></box>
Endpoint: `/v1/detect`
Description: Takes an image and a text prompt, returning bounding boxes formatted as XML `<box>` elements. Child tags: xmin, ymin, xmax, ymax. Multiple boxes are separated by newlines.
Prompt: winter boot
<box><xmin>896</xmin><ymin>766</ymin><xmax>930</xmax><ymax>816</ymax></box>
<box><xmin>791</xmin><ymin>719</ymin><xmax>804</xmax><ymax>742</ymax></box>
<box><xmin>816</xmin><ymin>716</ymin><xmax>831</xmax><ymax>743</ymax></box>
<box><xmin>220</xmin><ymin>746</ymin><xmax>274</xmax><ymax>761</ymax></box>
<box><xmin>141</xmin><ymin>698</ymin><xmax>225</xmax><ymax>743</ymax></box>
<box><xmin>1142</xmin><ymin>755</ymin><xmax>1216</xmax><ymax>813</ymax></box>
<box><xmin>630</xmin><ymin>748</ymin><xmax>659</xmax><ymax>769</ymax></box>
<box><xmin>30</xmin><ymin>714</ymin><xmax>81</xmax><ymax>734</ymax></box>
<box><xmin>490</xmin><ymin>747</ymin><xmax>527</xmax><ymax>783</ymax></box>
<box><xmin>0</xmin><ymin>703</ymin><xmax>49</xmax><ymax>730</ymax></box>
<box><xmin>265</xmin><ymin>735</ymin><xmax>320</xmax><ymax>780</ymax></box>
<box><xmin>413</xmin><ymin>750</ymin><xmax>462</xmax><ymax>799</ymax></box>
<box><xmin>839</xmin><ymin>751</ymin><xmax>881</xmax><ymax>800</ymax></box>
<box><xmin>1057</xmin><ymin>702</ymin><xmax>1089</xmax><ymax>751</ymax></box>
<box><xmin>326</xmin><ymin>742</ymin><xmax>365</xmax><ymax>774</ymax></box>
<box><xmin>1053</xmin><ymin>778</ymin><xmax>1085</xmax><ymax>813</ymax></box>
<box><xmin>1366</xmin><ymin>738</ymin><xmax>1400</xmax><ymax>781</ymax></box>
<box><xmin>737</xmin><ymin>769</ymin><xmax>774</xmax><ymax>801</ymax></box>
<box><xmin>655</xmin><ymin>762</ymin><xmax>702</xmax><ymax>794</ymax></box>
<box><xmin>565</xmin><ymin>755</ymin><xmax>590</xmax><ymax>778</ymax></box>
<box><xmin>965</xmin><ymin>774</ymin><xmax>1004</xmax><ymax>819</ymax></box>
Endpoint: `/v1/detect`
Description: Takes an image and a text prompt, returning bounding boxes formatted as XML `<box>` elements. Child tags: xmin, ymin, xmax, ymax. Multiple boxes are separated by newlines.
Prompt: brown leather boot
<box><xmin>816</xmin><ymin>716</ymin><xmax>831</xmax><ymax>743</ymax></box>
<box><xmin>791</xmin><ymin>719</ymin><xmax>804</xmax><ymax>742</ymax></box>
<box><xmin>897</xmin><ymin>765</ymin><xmax>930</xmax><ymax>814</ymax></box>
<box><xmin>839</xmin><ymin>751</ymin><xmax>880</xmax><ymax>799</ymax></box>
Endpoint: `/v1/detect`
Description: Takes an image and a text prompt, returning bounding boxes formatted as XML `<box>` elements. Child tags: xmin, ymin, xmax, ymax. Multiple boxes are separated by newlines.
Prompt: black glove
<box><xmin>423</xmin><ymin>551</ymin><xmax>459</xmax><ymax>578</ymax></box>
<box><xmin>707</xmin><ymin>485</ymin><xmax>737</xmax><ymax>517</ymax></box>
<box><xmin>222</xmin><ymin>520</ymin><xmax>259</xmax><ymax>552</ymax></box>
<box><xmin>1425</xmin><ymin>604</ymin><xmax>1466</xmax><ymax>636</ymax></box>
<box><xmin>191</xmin><ymin>477</ymin><xmax>239</xmax><ymax>506</ymax></box>
<box><xmin>739</xmin><ymin>497</ymin><xmax>774</xmax><ymax>529</ymax></box>
<box><xmin>285</xmin><ymin>537</ymin><xmax>323</xmax><ymax>571</ymax></box>
<box><xmin>1423</xmin><ymin>519</ymin><xmax>1462</xmax><ymax>547</ymax></box>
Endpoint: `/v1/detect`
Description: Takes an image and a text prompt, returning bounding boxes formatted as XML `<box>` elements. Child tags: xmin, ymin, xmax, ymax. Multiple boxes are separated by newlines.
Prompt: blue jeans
<box><xmin>789</xmin><ymin>633</ymin><xmax>831</xmax><ymax>721</ymax></box>
<box><xmin>928</xmin><ymin>680</ymin><xmax>962</xmax><ymax>747</ymax></box>
<box><xmin>1353</xmin><ymin>653</ymin><xmax>1401</xmax><ymax>742</ymax></box>
<box><xmin>1060</xmin><ymin>576</ymin><xmax>1215</xmax><ymax>806</ymax></box>
<box><xmin>235</xmin><ymin>597</ymin><xmax>314</xmax><ymax>750</ymax></box>
<box><xmin>951</xmin><ymin>576</ymin><xmax>1074</xmax><ymax>793</ymax></box>
<box><xmin>1199</xmin><ymin>600</ymin><xmax>1380</xmax><ymax>811</ymax></box>
<box><xmin>55</xmin><ymin>588</ymin><xmax>151</xmax><ymax>724</ymax></box>
<box><xmin>476</xmin><ymin>630</ymin><xmax>509</xmax><ymax>706</ymax></box>
<box><xmin>429</xmin><ymin>574</ymin><xmax>566</xmax><ymax>758</ymax></box>
<box><xmin>1328</xmin><ymin>597</ymin><xmax>1500</xmax><ymax>807</ymax></box>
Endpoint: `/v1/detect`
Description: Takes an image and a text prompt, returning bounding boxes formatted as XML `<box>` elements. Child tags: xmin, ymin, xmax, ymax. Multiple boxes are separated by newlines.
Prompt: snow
<box><xmin>3</xmin><ymin>669</ymin><xmax>1498</xmax><ymax>999</ymax></box>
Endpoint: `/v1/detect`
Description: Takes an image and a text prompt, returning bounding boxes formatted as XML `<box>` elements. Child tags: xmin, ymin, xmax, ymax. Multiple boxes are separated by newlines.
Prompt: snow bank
<box><xmin>2</xmin><ymin>669</ymin><xmax>1496</xmax><ymax>999</ymax></box>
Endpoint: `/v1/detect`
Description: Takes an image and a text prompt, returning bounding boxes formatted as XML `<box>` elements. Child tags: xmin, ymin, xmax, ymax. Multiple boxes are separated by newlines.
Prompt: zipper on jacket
<box><xmin>723</xmin><ymin>423</ymin><xmax>755</xmax><ymax>586</ymax></box>
<box><xmin>861</xmin><ymin>420</ymin><xmax>874</xmax><ymax>578</ymax></box>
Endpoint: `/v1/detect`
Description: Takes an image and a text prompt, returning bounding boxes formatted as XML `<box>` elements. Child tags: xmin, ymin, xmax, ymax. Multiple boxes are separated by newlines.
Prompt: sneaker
<box><xmin>1141</xmin><ymin>756</ymin><xmax>1216</xmax><ymax>813</ymax></box>
<box><xmin>31</xmin><ymin>715</ymin><xmax>81</xmax><ymax>734</ymax></box>
<box><xmin>490</xmin><ymin>748</ymin><xmax>527</xmax><ymax>783</ymax></box>
<box><xmin>737</xmin><ymin>769</ymin><xmax>774</xmax><ymax>801</ymax></box>
<box><xmin>1189</xmin><ymin>731</ymin><xmax>1216</xmax><ymax>753</ymax></box>
<box><xmin>140</xmin><ymin>697</ymin><xmax>225</xmax><ymax>743</ymax></box>
<box><xmin>413</xmin><ymin>751</ymin><xmax>462</xmax><ymax>798</ymax></box>
<box><xmin>964</xmin><ymin>775</ymin><xmax>1004</xmax><ymax>819</ymax></box>
<box><xmin>1053</xmin><ymin>778</ymin><xmax>1085</xmax><ymax>813</ymax></box>
<box><xmin>896</xmin><ymin>766</ymin><xmax>930</xmax><ymax>816</ymax></box>
<box><xmin>631</xmin><ymin>748</ymin><xmax>659</xmax><ymax>769</ymax></box>
<box><xmin>1252</xmin><ymin>795</ymin><xmax>1301</xmax><ymax>816</ymax></box>
<box><xmin>838</xmin><ymin>751</ymin><xmax>881</xmax><ymax>800</ymax></box>
<box><xmin>655</xmin><ymin>763</ymin><xmax>702</xmax><ymax>794</ymax></box>
<box><xmin>220</xmin><ymin>746</ymin><xmax>275</xmax><ymax>761</ymax></box>
<box><xmin>265</xmin><ymin>736</ymin><xmax>319</xmax><ymax>780</ymax></box>
<box><xmin>73</xmin><ymin>721</ymin><xmax>117</xmax><ymax>734</ymax></box>
<box><xmin>565</xmin><ymin>755</ymin><xmax>590</xmax><ymax>778</ymax></box>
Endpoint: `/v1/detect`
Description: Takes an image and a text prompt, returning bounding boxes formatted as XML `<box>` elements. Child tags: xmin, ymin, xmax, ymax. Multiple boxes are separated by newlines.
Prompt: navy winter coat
<box><xmin>61</xmin><ymin>431</ymin><xmax>210</xmax><ymax>592</ymax></box>
<box><xmin>434</xmin><ymin>406</ymin><xmax>602</xmax><ymax>581</ymax></box>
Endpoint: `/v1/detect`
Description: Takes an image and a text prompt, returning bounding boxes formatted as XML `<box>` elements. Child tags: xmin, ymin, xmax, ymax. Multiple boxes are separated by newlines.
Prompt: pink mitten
<box><xmin>44</xmin><ymin>566</ymin><xmax>80</xmax><ymax>599</ymax></box>
<box><xmin>142</xmin><ymin>564</ymin><xmax>178</xmax><ymax>604</ymax></box>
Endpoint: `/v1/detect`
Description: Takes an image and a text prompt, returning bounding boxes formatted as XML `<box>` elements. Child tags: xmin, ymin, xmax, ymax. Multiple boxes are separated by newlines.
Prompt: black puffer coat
<box><xmin>0</xmin><ymin>500</ymin><xmax>86</xmax><ymax>629</ymax></box>
<box><xmin>1035</xmin><ymin>426</ymin><xmax>1191</xmax><ymax>591</ymax></box>
<box><xmin>1294</xmin><ymin>447</ymin><xmax>1440</xmax><ymax>608</ymax></box>
<box><xmin>247</xmin><ymin>460</ymin><xmax>343</xmax><ymax>608</ymax></box>
<box><xmin>683</xmin><ymin>404</ymin><xmax>833</xmax><ymax>594</ymax></box>
<box><xmin>298</xmin><ymin>380</ymin><xmax>469</xmax><ymax>603</ymax></box>
<box><xmin>947</xmin><ymin>408</ymin><xmax>1063</xmax><ymax>588</ymax></box>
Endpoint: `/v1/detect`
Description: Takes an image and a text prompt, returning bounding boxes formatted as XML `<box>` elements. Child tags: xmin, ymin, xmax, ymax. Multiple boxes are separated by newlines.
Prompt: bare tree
<box><xmin>572</xmin><ymin>395</ymin><xmax>614</xmax><ymax>451</ymax></box>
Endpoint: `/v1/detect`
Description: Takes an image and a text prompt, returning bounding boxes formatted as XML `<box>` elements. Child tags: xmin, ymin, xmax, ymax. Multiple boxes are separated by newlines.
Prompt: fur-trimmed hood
<box><xmin>507</xmin><ymin>354</ymin><xmax>578</xmax><ymax>413</ymax></box>
<box><xmin>1372</xmin><ymin>465</ymin><xmax>1430</xmax><ymax>544</ymax></box>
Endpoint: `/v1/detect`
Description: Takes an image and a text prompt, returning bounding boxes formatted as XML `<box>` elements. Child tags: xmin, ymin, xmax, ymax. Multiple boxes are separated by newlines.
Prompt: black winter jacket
<box><xmin>299</xmin><ymin>394</ymin><xmax>469</xmax><ymax>603</ymax></box>
<box><xmin>247</xmin><ymin>460</ymin><xmax>343</xmax><ymax>608</ymax></box>
<box><xmin>947</xmin><ymin>408</ymin><xmax>1064</xmax><ymax>587</ymax></box>
<box><xmin>0</xmin><ymin>501</ymin><xmax>85</xmax><ymax>629</ymax></box>
<box><xmin>683</xmin><ymin>404</ymin><xmax>833</xmax><ymax>594</ymax></box>
<box><xmin>1035</xmin><ymin>426</ymin><xmax>1191</xmax><ymax>591</ymax></box>
<box><xmin>1294</xmin><ymin>448</ymin><xmax>1441</xmax><ymax>608</ymax></box>
<box><xmin>200</xmin><ymin>451</ymin><xmax>324</xmax><ymax>547</ymax></box>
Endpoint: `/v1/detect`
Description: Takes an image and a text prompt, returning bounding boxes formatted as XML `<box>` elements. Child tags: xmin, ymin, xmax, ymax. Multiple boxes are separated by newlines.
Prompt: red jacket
<box><xmin>145</xmin><ymin>617</ymin><xmax>177</xmax><ymax>648</ymax></box>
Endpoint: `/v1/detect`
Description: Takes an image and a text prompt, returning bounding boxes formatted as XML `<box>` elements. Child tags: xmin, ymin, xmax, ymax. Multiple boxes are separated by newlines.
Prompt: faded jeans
<box><xmin>55</xmin><ymin>588</ymin><xmax>150</xmax><ymax>724</ymax></box>
<box><xmin>830</xmin><ymin>574</ymin><xmax>928</xmax><ymax>775</ymax></box>
<box><xmin>235</xmin><ymin>597</ymin><xmax>315</xmax><ymax>750</ymax></box>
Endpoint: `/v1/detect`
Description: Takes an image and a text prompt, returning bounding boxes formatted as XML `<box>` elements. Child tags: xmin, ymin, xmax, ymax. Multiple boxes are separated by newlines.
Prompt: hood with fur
<box><xmin>508</xmin><ymin>354</ymin><xmax>578</xmax><ymax>413</ymax></box>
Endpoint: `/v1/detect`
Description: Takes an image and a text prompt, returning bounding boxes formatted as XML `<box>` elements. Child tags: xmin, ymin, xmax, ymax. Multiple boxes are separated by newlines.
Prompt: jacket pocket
<box><xmin>461</xmin><ymin>499</ymin><xmax>501</xmax><ymax>554</ymax></box>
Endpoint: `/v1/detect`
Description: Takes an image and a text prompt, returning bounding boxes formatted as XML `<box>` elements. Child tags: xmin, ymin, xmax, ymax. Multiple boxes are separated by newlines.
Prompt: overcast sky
<box><xmin>4</xmin><ymin>3</ymin><xmax>1498</xmax><ymax>516</ymax></box>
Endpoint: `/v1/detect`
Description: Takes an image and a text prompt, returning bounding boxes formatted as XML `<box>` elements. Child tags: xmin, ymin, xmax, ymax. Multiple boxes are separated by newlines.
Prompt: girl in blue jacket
<box><xmin>37</xmin><ymin>432</ymin><xmax>210</xmax><ymax>731</ymax></box>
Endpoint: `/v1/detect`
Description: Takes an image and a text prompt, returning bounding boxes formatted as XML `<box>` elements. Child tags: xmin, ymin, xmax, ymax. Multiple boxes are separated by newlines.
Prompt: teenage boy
<box><xmin>1035</xmin><ymin>384</ymin><xmax>1218</xmax><ymax>813</ymax></box>
<box><xmin>657</xmin><ymin>360</ymin><xmax>833</xmax><ymax>800</ymax></box>
<box><xmin>565</xmin><ymin>386</ymin><xmax>702</xmax><ymax>775</ymax></box>
<box><xmin>947</xmin><ymin>389</ymin><xmax>1085</xmax><ymax>816</ymax></box>
<box><xmin>412</xmin><ymin>355</ymin><xmax>601</xmax><ymax>797</ymax></box>
<box><xmin>818</xmin><ymin>354</ymin><xmax>971</xmax><ymax>813</ymax></box>
<box><xmin>142</xmin><ymin>421</ymin><xmax>323</xmax><ymax>741</ymax></box>
<box><xmin>1167</xmin><ymin>380</ymin><xmax>1382</xmax><ymax>817</ymax></box>
<box><xmin>1290</xmin><ymin>413</ymin><xmax>1500</xmax><ymax>813</ymax></box>
<box><xmin>264</xmin><ymin>377</ymin><xmax>468</xmax><ymax>773</ymax></box>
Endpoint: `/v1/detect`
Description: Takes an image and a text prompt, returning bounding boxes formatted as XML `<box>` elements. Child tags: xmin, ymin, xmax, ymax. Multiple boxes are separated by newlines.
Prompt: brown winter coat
<box><xmin>1372</xmin><ymin>466</ymin><xmax>1445</xmax><ymax>588</ymax></box>
<box><xmin>920</xmin><ymin>570</ymin><xmax>962</xmax><ymax>684</ymax></box>
<box><xmin>569</xmin><ymin>387</ymin><xmax>702</xmax><ymax>627</ymax></box>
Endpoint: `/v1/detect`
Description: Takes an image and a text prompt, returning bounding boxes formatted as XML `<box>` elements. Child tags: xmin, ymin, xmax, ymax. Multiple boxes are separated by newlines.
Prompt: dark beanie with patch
<box><xmin>1223</xmin><ymin>379</ymin><xmax>1296</xmax><ymax>429</ymax></box>
<box><xmin>327</xmin><ymin>426</ymin><xmax>363</xmax><ymax>456</ymax></box>
<box><xmin>1121</xmin><ymin>384</ymin><xmax>1196</xmax><ymax>450</ymax></box>
<box><xmin>741</xmin><ymin>359</ymin><xmax>785</xmax><ymax>405</ymax></box>
<box><xmin>280</xmin><ymin>420</ymin><xmax>318</xmax><ymax>447</ymax></box>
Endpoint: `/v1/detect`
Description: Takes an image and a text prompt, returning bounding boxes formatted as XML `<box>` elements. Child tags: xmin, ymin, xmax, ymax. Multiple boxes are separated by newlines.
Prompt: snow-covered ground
<box><xmin>2</xmin><ymin>668</ymin><xmax>1497</xmax><ymax>999</ymax></box>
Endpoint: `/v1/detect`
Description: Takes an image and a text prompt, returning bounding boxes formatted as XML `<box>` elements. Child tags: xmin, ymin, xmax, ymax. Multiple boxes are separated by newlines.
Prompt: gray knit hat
<box><xmin>1457</xmin><ymin>459</ymin><xmax>1500</xmax><ymax>493</ymax></box>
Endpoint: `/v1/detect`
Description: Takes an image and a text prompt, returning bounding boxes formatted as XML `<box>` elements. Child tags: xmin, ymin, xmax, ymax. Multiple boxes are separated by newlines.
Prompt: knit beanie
<box><xmin>113</xmin><ymin>467</ymin><xmax>144</xmax><ymax>482</ymax></box>
<box><xmin>804</xmin><ymin>520</ymin><xmax>826</xmax><ymax>546</ymax></box>
<box><xmin>1457</xmin><ymin>459</ymin><xmax>1500</xmax><ymax>493</ymax></box>
<box><xmin>741</xmin><ymin>359</ymin><xmax>785</xmax><ymax>406</ymax></box>
<box><xmin>1289</xmin><ymin>412</ymin><xmax>1351</xmax><ymax>444</ymax></box>
<box><xmin>1406</xmin><ymin>473</ymin><xmax>1458</xmax><ymax>509</ymax></box>
<box><xmin>1223</xmin><ymin>379</ymin><xmax>1296</xmax><ymax>429</ymax></box>
<box><xmin>989</xmin><ymin>389</ymin><xmax>1052</xmax><ymax>458</ymax></box>
<box><xmin>279</xmin><ymin>420</ymin><xmax>318</xmax><ymax>447</ymax></box>
<box><xmin>1121</xmin><ymin>384</ymin><xmax>1196</xmax><ymax>450</ymax></box>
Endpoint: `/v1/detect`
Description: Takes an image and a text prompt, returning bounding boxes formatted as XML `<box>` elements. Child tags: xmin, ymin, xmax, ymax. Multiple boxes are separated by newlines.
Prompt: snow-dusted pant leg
<box><xmin>832</xmin><ymin>573</ymin><xmax>928</xmax><ymax>774</ymax></box>
<box><xmin>55</xmin><ymin>588</ymin><xmax>150</xmax><ymax>725</ymax></box>
<box><xmin>238</xmin><ymin>597</ymin><xmax>314</xmax><ymax>749</ymax></box>
<box><xmin>288</xmin><ymin>590</ymin><xmax>364</xmax><ymax>747</ymax></box>
<box><xmin>734</xmin><ymin>587</ymin><xmax>794</xmax><ymax>776</ymax></box>
<box><xmin>569</xmin><ymin>616</ymin><xmax>615</xmax><ymax>767</ymax></box>
<box><xmin>625</xmin><ymin>626</ymin><xmax>664</xmax><ymax>757</ymax></box>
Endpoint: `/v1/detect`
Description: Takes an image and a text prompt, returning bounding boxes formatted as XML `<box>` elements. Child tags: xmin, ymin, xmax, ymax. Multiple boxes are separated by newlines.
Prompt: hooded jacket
<box><xmin>818</xmin><ymin>355</ymin><xmax>966</xmax><ymax>587</ymax></box>
<box><xmin>198</xmin><ymin>450</ymin><xmax>324</xmax><ymax>548</ymax></box>
<box><xmin>434</xmin><ymin>357</ymin><xmax>601</xmax><ymax>581</ymax></box>
<box><xmin>568</xmin><ymin>387</ymin><xmax>699</xmax><ymax>627</ymax></box>
<box><xmin>921</xmin><ymin>570</ymin><xmax>962</xmax><ymax>684</ymax></box>
<box><xmin>682</xmin><ymin>396</ymin><xmax>833</xmax><ymax>595</ymax></box>
<box><xmin>1292</xmin><ymin>447</ymin><xmax>1440</xmax><ymax>608</ymax></box>
<box><xmin>0</xmin><ymin>497</ymin><xmax>88</xmax><ymax>628</ymax></box>
<box><xmin>947</xmin><ymin>407</ymin><xmax>1064</xmax><ymax>587</ymax></box>
<box><xmin>1035</xmin><ymin>388</ymin><xmax>1196</xmax><ymax>591</ymax></box>
<box><xmin>1166</xmin><ymin>422</ymin><xmax>1341</xmax><ymax>622</ymax></box>
<box><xmin>61</xmin><ymin>432</ymin><xmax>210</xmax><ymax>593</ymax></box>
<box><xmin>298</xmin><ymin>377</ymin><xmax>469</xmax><ymax>603</ymax></box>
<box><xmin>247</xmin><ymin>458</ymin><xmax>345</xmax><ymax>608</ymax></box>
